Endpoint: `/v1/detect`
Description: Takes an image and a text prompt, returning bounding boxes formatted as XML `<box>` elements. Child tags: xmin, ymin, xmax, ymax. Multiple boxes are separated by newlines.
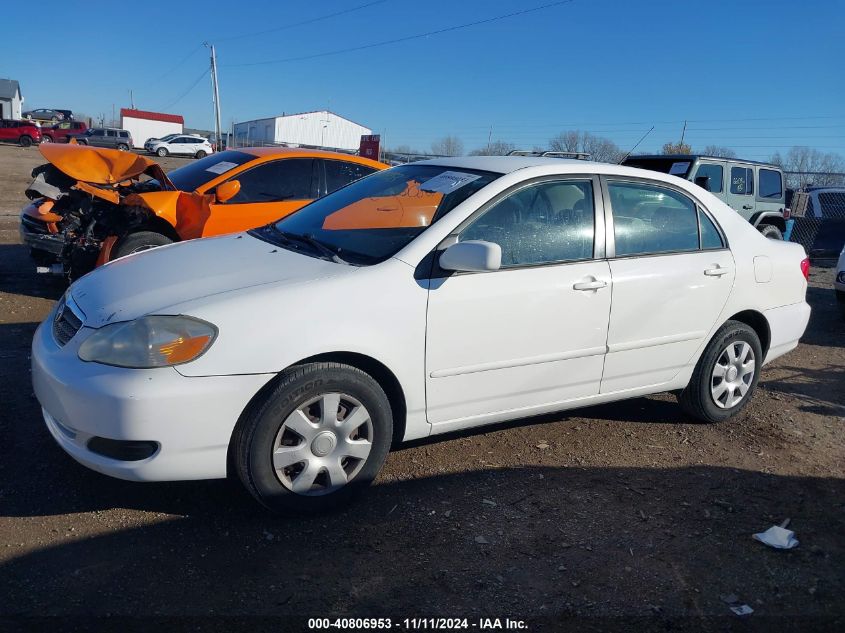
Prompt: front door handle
<box><xmin>742</xmin><ymin>204</ymin><xmax>753</xmax><ymax>210</ymax></box>
<box><xmin>704</xmin><ymin>267</ymin><xmax>731</xmax><ymax>277</ymax></box>
<box><xmin>573</xmin><ymin>279</ymin><xmax>608</xmax><ymax>291</ymax></box>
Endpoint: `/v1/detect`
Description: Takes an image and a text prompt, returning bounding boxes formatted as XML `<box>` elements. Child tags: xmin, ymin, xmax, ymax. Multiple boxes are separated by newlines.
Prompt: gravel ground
<box><xmin>0</xmin><ymin>144</ymin><xmax>843</xmax><ymax>631</ymax></box>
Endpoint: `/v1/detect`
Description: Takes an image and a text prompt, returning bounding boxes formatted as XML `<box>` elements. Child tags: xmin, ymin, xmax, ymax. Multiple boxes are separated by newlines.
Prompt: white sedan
<box><xmin>148</xmin><ymin>135</ymin><xmax>213</xmax><ymax>158</ymax></box>
<box><xmin>32</xmin><ymin>157</ymin><xmax>811</xmax><ymax>513</ymax></box>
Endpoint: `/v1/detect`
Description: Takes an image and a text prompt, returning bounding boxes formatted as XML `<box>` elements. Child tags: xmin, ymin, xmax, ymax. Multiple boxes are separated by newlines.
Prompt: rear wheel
<box><xmin>111</xmin><ymin>231</ymin><xmax>174</xmax><ymax>260</ymax></box>
<box><xmin>41</xmin><ymin>135</ymin><xmax>52</xmax><ymax>143</ymax></box>
<box><xmin>156</xmin><ymin>147</ymin><xmax>168</xmax><ymax>157</ymax></box>
<box><xmin>234</xmin><ymin>362</ymin><xmax>393</xmax><ymax>514</ymax></box>
<box><xmin>19</xmin><ymin>135</ymin><xmax>32</xmax><ymax>148</ymax></box>
<box><xmin>195</xmin><ymin>150</ymin><xmax>207</xmax><ymax>159</ymax></box>
<box><xmin>678</xmin><ymin>320</ymin><xmax>762</xmax><ymax>423</ymax></box>
<box><xmin>759</xmin><ymin>224</ymin><xmax>783</xmax><ymax>240</ymax></box>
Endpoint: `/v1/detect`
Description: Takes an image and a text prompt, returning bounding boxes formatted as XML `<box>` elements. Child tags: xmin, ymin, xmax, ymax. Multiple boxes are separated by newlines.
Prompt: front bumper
<box><xmin>31</xmin><ymin>313</ymin><xmax>274</xmax><ymax>481</ymax></box>
<box><xmin>19</xmin><ymin>210</ymin><xmax>64</xmax><ymax>258</ymax></box>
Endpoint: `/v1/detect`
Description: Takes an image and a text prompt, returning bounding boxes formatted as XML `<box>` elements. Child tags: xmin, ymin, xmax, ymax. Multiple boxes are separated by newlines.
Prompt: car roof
<box><xmin>628</xmin><ymin>154</ymin><xmax>781</xmax><ymax>168</ymax></box>
<box><xmin>416</xmin><ymin>155</ymin><xmax>591</xmax><ymax>174</ymax></box>
<box><xmin>238</xmin><ymin>146</ymin><xmax>387</xmax><ymax>168</ymax></box>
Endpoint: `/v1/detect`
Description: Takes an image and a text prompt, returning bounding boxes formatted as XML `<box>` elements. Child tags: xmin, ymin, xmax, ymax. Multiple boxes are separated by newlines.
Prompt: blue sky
<box><xmin>2</xmin><ymin>0</ymin><xmax>843</xmax><ymax>159</ymax></box>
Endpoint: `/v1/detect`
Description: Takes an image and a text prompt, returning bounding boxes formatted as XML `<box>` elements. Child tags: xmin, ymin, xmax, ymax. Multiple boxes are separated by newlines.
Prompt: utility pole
<box><xmin>204</xmin><ymin>42</ymin><xmax>223</xmax><ymax>150</ymax></box>
<box><xmin>680</xmin><ymin>119</ymin><xmax>687</xmax><ymax>146</ymax></box>
<box><xmin>129</xmin><ymin>89</ymin><xmax>135</xmax><ymax>109</ymax></box>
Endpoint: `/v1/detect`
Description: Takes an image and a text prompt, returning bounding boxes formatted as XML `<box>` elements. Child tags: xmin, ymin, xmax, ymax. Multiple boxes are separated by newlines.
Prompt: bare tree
<box><xmin>662</xmin><ymin>141</ymin><xmax>693</xmax><ymax>154</ymax></box>
<box><xmin>390</xmin><ymin>144</ymin><xmax>420</xmax><ymax>156</ymax></box>
<box><xmin>701</xmin><ymin>145</ymin><xmax>736</xmax><ymax>158</ymax></box>
<box><xmin>548</xmin><ymin>130</ymin><xmax>624</xmax><ymax>163</ymax></box>
<box><xmin>431</xmin><ymin>135</ymin><xmax>464</xmax><ymax>157</ymax></box>
<box><xmin>773</xmin><ymin>146</ymin><xmax>845</xmax><ymax>188</ymax></box>
<box><xmin>469</xmin><ymin>140</ymin><xmax>515</xmax><ymax>156</ymax></box>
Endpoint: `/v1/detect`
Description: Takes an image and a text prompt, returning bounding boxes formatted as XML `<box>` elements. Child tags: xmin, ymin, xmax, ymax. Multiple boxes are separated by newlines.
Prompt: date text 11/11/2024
<box><xmin>307</xmin><ymin>618</ymin><xmax>528</xmax><ymax>630</ymax></box>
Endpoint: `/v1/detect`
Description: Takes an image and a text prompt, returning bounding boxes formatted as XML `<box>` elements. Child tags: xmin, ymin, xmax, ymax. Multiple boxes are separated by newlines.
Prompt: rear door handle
<box><xmin>573</xmin><ymin>280</ymin><xmax>608</xmax><ymax>291</ymax></box>
<box><xmin>704</xmin><ymin>267</ymin><xmax>731</xmax><ymax>276</ymax></box>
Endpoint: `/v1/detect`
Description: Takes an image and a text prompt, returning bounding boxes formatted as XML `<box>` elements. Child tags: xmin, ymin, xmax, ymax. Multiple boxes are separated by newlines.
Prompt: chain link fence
<box><xmin>785</xmin><ymin>177</ymin><xmax>845</xmax><ymax>260</ymax></box>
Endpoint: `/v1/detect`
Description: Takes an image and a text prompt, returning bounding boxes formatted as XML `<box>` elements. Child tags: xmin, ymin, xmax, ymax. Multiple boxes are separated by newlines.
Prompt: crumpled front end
<box><xmin>21</xmin><ymin>144</ymin><xmax>176</xmax><ymax>279</ymax></box>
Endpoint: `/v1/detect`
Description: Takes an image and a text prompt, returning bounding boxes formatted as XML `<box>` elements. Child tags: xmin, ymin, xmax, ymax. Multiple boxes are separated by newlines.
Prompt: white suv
<box><xmin>149</xmin><ymin>135</ymin><xmax>213</xmax><ymax>159</ymax></box>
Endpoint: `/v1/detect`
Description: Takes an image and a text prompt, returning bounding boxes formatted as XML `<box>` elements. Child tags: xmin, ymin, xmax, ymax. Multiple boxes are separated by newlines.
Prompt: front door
<box><xmin>425</xmin><ymin>177</ymin><xmax>611</xmax><ymax>427</ymax></box>
<box><xmin>202</xmin><ymin>158</ymin><xmax>316</xmax><ymax>236</ymax></box>
<box><xmin>601</xmin><ymin>178</ymin><xmax>735</xmax><ymax>392</ymax></box>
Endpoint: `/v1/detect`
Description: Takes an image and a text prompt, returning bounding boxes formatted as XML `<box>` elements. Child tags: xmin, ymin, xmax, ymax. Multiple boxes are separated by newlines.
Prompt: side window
<box><xmin>699</xmin><ymin>211</ymin><xmax>724</xmax><ymax>249</ymax></box>
<box><xmin>119</xmin><ymin>131</ymin><xmax>129</xmax><ymax>138</ymax></box>
<box><xmin>460</xmin><ymin>180</ymin><xmax>594</xmax><ymax>267</ymax></box>
<box><xmin>608</xmin><ymin>181</ymin><xmax>699</xmax><ymax>256</ymax></box>
<box><xmin>324</xmin><ymin>160</ymin><xmax>377</xmax><ymax>194</ymax></box>
<box><xmin>730</xmin><ymin>167</ymin><xmax>753</xmax><ymax>195</ymax></box>
<box><xmin>91</xmin><ymin>129</ymin><xmax>104</xmax><ymax>136</ymax></box>
<box><xmin>758</xmin><ymin>169</ymin><xmax>782</xmax><ymax>199</ymax></box>
<box><xmin>106</xmin><ymin>130</ymin><xmax>116</xmax><ymax>137</ymax></box>
<box><xmin>695</xmin><ymin>163</ymin><xmax>723</xmax><ymax>193</ymax></box>
<box><xmin>227</xmin><ymin>159</ymin><xmax>314</xmax><ymax>203</ymax></box>
<box><xmin>818</xmin><ymin>192</ymin><xmax>845</xmax><ymax>219</ymax></box>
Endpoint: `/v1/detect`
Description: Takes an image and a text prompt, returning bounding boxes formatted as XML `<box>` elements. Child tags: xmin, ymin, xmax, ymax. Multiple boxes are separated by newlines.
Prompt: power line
<box><xmin>227</xmin><ymin>0</ymin><xmax>575</xmax><ymax>67</ymax></box>
<box><xmin>217</xmin><ymin>0</ymin><xmax>391</xmax><ymax>42</ymax></box>
<box><xmin>151</xmin><ymin>44</ymin><xmax>204</xmax><ymax>85</ymax></box>
<box><xmin>159</xmin><ymin>68</ymin><xmax>209</xmax><ymax>112</ymax></box>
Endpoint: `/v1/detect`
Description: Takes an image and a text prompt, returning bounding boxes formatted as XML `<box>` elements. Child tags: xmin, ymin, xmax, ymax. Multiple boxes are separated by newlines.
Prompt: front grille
<box><xmin>52</xmin><ymin>297</ymin><xmax>83</xmax><ymax>346</ymax></box>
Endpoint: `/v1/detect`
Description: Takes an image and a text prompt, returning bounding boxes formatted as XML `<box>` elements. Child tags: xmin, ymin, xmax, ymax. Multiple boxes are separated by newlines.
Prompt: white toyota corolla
<box><xmin>32</xmin><ymin>157</ymin><xmax>811</xmax><ymax>512</ymax></box>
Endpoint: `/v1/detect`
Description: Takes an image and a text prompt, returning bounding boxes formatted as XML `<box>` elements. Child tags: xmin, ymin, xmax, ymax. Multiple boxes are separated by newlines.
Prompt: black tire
<box><xmin>41</xmin><ymin>135</ymin><xmax>52</xmax><ymax>143</ymax></box>
<box><xmin>117</xmin><ymin>143</ymin><xmax>129</xmax><ymax>151</ymax></box>
<box><xmin>233</xmin><ymin>362</ymin><xmax>393</xmax><ymax>514</ymax></box>
<box><xmin>195</xmin><ymin>150</ymin><xmax>207</xmax><ymax>159</ymax></box>
<box><xmin>759</xmin><ymin>224</ymin><xmax>783</xmax><ymax>240</ymax></box>
<box><xmin>678</xmin><ymin>320</ymin><xmax>763</xmax><ymax>423</ymax></box>
<box><xmin>112</xmin><ymin>231</ymin><xmax>174</xmax><ymax>259</ymax></box>
<box><xmin>156</xmin><ymin>147</ymin><xmax>168</xmax><ymax>157</ymax></box>
<box><xmin>19</xmin><ymin>135</ymin><xmax>32</xmax><ymax>148</ymax></box>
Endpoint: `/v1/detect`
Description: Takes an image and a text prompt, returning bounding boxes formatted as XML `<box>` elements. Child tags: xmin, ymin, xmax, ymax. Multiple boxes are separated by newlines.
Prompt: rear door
<box><xmin>602</xmin><ymin>177</ymin><xmax>735</xmax><ymax>392</ymax></box>
<box><xmin>201</xmin><ymin>158</ymin><xmax>316</xmax><ymax>236</ymax></box>
<box><xmin>726</xmin><ymin>162</ymin><xmax>756</xmax><ymax>219</ymax></box>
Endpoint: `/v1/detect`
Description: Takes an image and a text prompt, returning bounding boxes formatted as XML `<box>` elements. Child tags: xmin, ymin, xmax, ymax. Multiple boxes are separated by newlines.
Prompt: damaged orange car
<box><xmin>20</xmin><ymin>144</ymin><xmax>387</xmax><ymax>278</ymax></box>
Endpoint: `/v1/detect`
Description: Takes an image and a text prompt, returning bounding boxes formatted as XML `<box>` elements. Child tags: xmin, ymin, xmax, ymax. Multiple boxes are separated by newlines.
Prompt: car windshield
<box><xmin>254</xmin><ymin>164</ymin><xmax>500</xmax><ymax>265</ymax></box>
<box><xmin>165</xmin><ymin>150</ymin><xmax>256</xmax><ymax>192</ymax></box>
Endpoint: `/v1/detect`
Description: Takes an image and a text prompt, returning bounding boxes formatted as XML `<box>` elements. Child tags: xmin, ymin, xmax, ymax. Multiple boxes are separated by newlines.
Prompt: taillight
<box><xmin>800</xmin><ymin>257</ymin><xmax>810</xmax><ymax>280</ymax></box>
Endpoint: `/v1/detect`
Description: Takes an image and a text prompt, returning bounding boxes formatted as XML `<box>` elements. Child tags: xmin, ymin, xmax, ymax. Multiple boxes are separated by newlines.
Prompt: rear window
<box><xmin>758</xmin><ymin>168</ymin><xmax>782</xmax><ymax>199</ymax></box>
<box><xmin>817</xmin><ymin>192</ymin><xmax>845</xmax><ymax>218</ymax></box>
<box><xmin>119</xmin><ymin>131</ymin><xmax>129</xmax><ymax>138</ymax></box>
<box><xmin>622</xmin><ymin>158</ymin><xmax>694</xmax><ymax>179</ymax></box>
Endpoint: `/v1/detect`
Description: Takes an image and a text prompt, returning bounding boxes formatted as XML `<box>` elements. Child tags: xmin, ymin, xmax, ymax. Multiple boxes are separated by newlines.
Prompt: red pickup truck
<box><xmin>41</xmin><ymin>121</ymin><xmax>88</xmax><ymax>143</ymax></box>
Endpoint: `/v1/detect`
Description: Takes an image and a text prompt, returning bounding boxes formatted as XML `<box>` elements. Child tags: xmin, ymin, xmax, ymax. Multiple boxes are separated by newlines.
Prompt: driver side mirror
<box><xmin>694</xmin><ymin>175</ymin><xmax>712</xmax><ymax>192</ymax></box>
<box><xmin>215</xmin><ymin>180</ymin><xmax>240</xmax><ymax>203</ymax></box>
<box><xmin>439</xmin><ymin>240</ymin><xmax>501</xmax><ymax>272</ymax></box>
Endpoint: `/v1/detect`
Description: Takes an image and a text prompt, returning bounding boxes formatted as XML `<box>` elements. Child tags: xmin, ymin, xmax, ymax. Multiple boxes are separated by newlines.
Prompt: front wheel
<box><xmin>678</xmin><ymin>320</ymin><xmax>762</xmax><ymax>423</ymax></box>
<box><xmin>156</xmin><ymin>147</ymin><xmax>168</xmax><ymax>157</ymax></box>
<box><xmin>111</xmin><ymin>231</ymin><xmax>174</xmax><ymax>260</ymax></box>
<box><xmin>233</xmin><ymin>362</ymin><xmax>393</xmax><ymax>514</ymax></box>
<box><xmin>41</xmin><ymin>135</ymin><xmax>52</xmax><ymax>143</ymax></box>
<box><xmin>117</xmin><ymin>143</ymin><xmax>129</xmax><ymax>151</ymax></box>
<box><xmin>759</xmin><ymin>224</ymin><xmax>783</xmax><ymax>240</ymax></box>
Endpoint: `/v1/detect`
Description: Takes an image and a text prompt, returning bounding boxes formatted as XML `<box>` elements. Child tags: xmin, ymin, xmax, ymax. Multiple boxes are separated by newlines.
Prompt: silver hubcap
<box><xmin>272</xmin><ymin>393</ymin><xmax>373</xmax><ymax>496</ymax></box>
<box><xmin>710</xmin><ymin>341</ymin><xmax>755</xmax><ymax>408</ymax></box>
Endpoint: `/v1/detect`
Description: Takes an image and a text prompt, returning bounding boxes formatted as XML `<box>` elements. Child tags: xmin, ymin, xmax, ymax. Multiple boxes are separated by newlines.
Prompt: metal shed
<box><xmin>233</xmin><ymin>110</ymin><xmax>372</xmax><ymax>151</ymax></box>
<box><xmin>0</xmin><ymin>79</ymin><xmax>23</xmax><ymax>120</ymax></box>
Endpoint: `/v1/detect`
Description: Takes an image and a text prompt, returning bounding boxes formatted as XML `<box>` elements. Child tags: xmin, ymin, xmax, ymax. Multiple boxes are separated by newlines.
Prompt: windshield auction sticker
<box><xmin>205</xmin><ymin>161</ymin><xmax>239</xmax><ymax>175</ymax></box>
<box><xmin>420</xmin><ymin>171</ymin><xmax>481</xmax><ymax>194</ymax></box>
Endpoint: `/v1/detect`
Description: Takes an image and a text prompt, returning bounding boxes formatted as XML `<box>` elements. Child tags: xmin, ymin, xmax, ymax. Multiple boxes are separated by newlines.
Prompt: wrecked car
<box><xmin>19</xmin><ymin>144</ymin><xmax>387</xmax><ymax>279</ymax></box>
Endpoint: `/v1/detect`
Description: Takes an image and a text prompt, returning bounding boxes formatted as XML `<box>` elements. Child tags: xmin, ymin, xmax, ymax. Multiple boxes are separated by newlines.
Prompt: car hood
<box><xmin>39</xmin><ymin>143</ymin><xmax>173</xmax><ymax>187</ymax></box>
<box><xmin>69</xmin><ymin>232</ymin><xmax>357</xmax><ymax>328</ymax></box>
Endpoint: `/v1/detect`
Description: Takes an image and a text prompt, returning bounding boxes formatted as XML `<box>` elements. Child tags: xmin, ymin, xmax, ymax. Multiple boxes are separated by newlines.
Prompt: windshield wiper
<box><xmin>273</xmin><ymin>229</ymin><xmax>350</xmax><ymax>265</ymax></box>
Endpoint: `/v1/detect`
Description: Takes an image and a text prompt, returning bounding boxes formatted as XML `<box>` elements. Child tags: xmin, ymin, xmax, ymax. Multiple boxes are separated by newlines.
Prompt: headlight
<box><xmin>78</xmin><ymin>315</ymin><xmax>217</xmax><ymax>368</ymax></box>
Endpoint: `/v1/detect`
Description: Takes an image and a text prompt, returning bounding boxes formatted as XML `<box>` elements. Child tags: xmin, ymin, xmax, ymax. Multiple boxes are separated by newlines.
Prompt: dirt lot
<box><xmin>0</xmin><ymin>144</ymin><xmax>843</xmax><ymax>631</ymax></box>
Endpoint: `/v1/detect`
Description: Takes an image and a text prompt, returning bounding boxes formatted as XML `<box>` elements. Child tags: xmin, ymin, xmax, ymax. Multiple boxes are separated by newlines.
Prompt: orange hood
<box><xmin>39</xmin><ymin>143</ymin><xmax>173</xmax><ymax>188</ymax></box>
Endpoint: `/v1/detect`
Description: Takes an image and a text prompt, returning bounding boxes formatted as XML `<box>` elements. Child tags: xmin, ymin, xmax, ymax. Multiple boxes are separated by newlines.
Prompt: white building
<box><xmin>0</xmin><ymin>79</ymin><xmax>23</xmax><ymax>120</ymax></box>
<box><xmin>120</xmin><ymin>108</ymin><xmax>184</xmax><ymax>149</ymax></box>
<box><xmin>233</xmin><ymin>110</ymin><xmax>371</xmax><ymax>151</ymax></box>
